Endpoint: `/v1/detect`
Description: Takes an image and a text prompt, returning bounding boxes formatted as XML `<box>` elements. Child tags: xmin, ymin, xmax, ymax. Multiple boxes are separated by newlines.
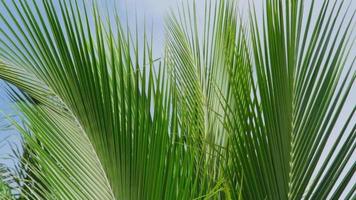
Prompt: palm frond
<box><xmin>166</xmin><ymin>2</ymin><xmax>242</xmax><ymax>197</ymax></box>
<box><xmin>0</xmin><ymin>0</ymin><xmax>354</xmax><ymax>199</ymax></box>
<box><xmin>225</xmin><ymin>0</ymin><xmax>355</xmax><ymax>199</ymax></box>
<box><xmin>0</xmin><ymin>0</ymin><xmax>215</xmax><ymax>199</ymax></box>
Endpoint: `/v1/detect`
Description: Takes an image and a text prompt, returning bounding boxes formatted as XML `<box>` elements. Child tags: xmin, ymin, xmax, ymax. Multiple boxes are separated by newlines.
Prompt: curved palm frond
<box><xmin>0</xmin><ymin>0</ymin><xmax>354</xmax><ymax>199</ymax></box>
<box><xmin>0</xmin><ymin>0</ymin><xmax>217</xmax><ymax>199</ymax></box>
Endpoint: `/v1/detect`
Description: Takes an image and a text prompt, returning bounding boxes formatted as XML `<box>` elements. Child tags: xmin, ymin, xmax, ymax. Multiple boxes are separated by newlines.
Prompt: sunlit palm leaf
<box><xmin>167</xmin><ymin>0</ymin><xmax>355</xmax><ymax>199</ymax></box>
<box><xmin>0</xmin><ymin>0</ymin><xmax>354</xmax><ymax>199</ymax></box>
<box><xmin>225</xmin><ymin>0</ymin><xmax>355</xmax><ymax>199</ymax></box>
<box><xmin>0</xmin><ymin>0</ymin><xmax>215</xmax><ymax>199</ymax></box>
<box><xmin>166</xmin><ymin>2</ymin><xmax>241</xmax><ymax>197</ymax></box>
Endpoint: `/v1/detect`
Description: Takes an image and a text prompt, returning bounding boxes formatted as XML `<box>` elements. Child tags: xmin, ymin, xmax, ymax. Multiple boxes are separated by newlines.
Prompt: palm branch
<box><xmin>0</xmin><ymin>0</ymin><xmax>354</xmax><ymax>199</ymax></box>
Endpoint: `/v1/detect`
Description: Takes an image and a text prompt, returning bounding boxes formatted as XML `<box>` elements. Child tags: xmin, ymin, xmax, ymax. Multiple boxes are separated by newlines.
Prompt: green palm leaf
<box><xmin>166</xmin><ymin>0</ymin><xmax>355</xmax><ymax>199</ymax></box>
<box><xmin>0</xmin><ymin>0</ymin><xmax>216</xmax><ymax>199</ymax></box>
<box><xmin>223</xmin><ymin>0</ymin><xmax>355</xmax><ymax>199</ymax></box>
<box><xmin>0</xmin><ymin>0</ymin><xmax>354</xmax><ymax>199</ymax></box>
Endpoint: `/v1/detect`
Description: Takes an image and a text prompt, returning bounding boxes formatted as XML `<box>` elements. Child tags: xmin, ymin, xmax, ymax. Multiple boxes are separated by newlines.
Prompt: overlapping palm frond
<box><xmin>166</xmin><ymin>2</ymin><xmax>242</xmax><ymax>194</ymax></box>
<box><xmin>166</xmin><ymin>0</ymin><xmax>355</xmax><ymax>199</ymax></box>
<box><xmin>223</xmin><ymin>0</ymin><xmax>356</xmax><ymax>199</ymax></box>
<box><xmin>0</xmin><ymin>0</ymin><xmax>216</xmax><ymax>199</ymax></box>
<box><xmin>0</xmin><ymin>0</ymin><xmax>354</xmax><ymax>199</ymax></box>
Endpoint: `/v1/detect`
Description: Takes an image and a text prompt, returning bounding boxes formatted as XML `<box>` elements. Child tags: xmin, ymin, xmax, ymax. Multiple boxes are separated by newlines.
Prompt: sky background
<box><xmin>0</xmin><ymin>0</ymin><xmax>355</xmax><ymax>197</ymax></box>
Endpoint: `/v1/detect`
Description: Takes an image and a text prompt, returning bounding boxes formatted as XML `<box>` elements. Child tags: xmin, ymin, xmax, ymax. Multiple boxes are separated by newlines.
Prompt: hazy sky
<box><xmin>0</xmin><ymin>0</ymin><xmax>355</xmax><ymax>197</ymax></box>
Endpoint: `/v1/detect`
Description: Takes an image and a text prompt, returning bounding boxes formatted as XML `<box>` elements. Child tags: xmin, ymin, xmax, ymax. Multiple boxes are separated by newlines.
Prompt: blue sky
<box><xmin>0</xmin><ymin>0</ymin><xmax>355</xmax><ymax>197</ymax></box>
